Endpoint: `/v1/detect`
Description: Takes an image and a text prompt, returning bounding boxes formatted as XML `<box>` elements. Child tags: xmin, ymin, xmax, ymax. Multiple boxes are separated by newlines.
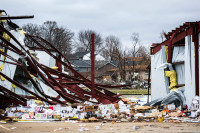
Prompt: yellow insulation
<box><xmin>18</xmin><ymin>29</ymin><xmax>26</xmax><ymax>34</ymax></box>
<box><xmin>3</xmin><ymin>32</ymin><xmax>11</xmax><ymax>41</ymax></box>
<box><xmin>34</xmin><ymin>99</ymin><xmax>43</xmax><ymax>104</ymax></box>
<box><xmin>1</xmin><ymin>19</ymin><xmax>6</xmax><ymax>22</ymax></box>
<box><xmin>165</xmin><ymin>46</ymin><xmax>168</xmax><ymax>62</ymax></box>
<box><xmin>0</xmin><ymin>63</ymin><xmax>5</xmax><ymax>81</ymax></box>
<box><xmin>51</xmin><ymin>66</ymin><xmax>58</xmax><ymax>70</ymax></box>
<box><xmin>165</xmin><ymin>70</ymin><xmax>177</xmax><ymax>89</ymax></box>
<box><xmin>29</xmin><ymin>74</ymin><xmax>35</xmax><ymax>78</ymax></box>
<box><xmin>12</xmin><ymin>83</ymin><xmax>17</xmax><ymax>89</ymax></box>
<box><xmin>0</xmin><ymin>75</ymin><xmax>5</xmax><ymax>81</ymax></box>
<box><xmin>0</xmin><ymin>12</ymin><xmax>6</xmax><ymax>22</ymax></box>
<box><xmin>0</xmin><ymin>49</ymin><xmax>4</xmax><ymax>52</ymax></box>
<box><xmin>0</xmin><ymin>63</ymin><xmax>4</xmax><ymax>71</ymax></box>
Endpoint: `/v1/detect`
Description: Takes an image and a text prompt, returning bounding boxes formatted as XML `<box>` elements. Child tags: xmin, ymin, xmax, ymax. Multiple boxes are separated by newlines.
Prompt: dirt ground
<box><xmin>0</xmin><ymin>122</ymin><xmax>200</xmax><ymax>133</ymax></box>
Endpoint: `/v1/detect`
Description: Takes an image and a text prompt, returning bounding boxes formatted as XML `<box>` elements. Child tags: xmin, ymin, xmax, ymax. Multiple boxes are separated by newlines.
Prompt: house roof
<box><xmin>97</xmin><ymin>60</ymin><xmax>119</xmax><ymax>70</ymax></box>
<box><xmin>106</xmin><ymin>65</ymin><xmax>148</xmax><ymax>72</ymax></box>
<box><xmin>97</xmin><ymin>59</ymin><xmax>144</xmax><ymax>70</ymax></box>
<box><xmin>110</xmin><ymin>61</ymin><xmax>119</xmax><ymax>67</ymax></box>
<box><xmin>83</xmin><ymin>60</ymin><xmax>91</xmax><ymax>65</ymax></box>
<box><xmin>69</xmin><ymin>60</ymin><xmax>91</xmax><ymax>68</ymax></box>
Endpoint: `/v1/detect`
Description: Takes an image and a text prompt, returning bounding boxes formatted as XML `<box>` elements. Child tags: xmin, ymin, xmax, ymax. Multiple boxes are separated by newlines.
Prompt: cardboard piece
<box><xmin>169</xmin><ymin>111</ymin><xmax>182</xmax><ymax>117</ymax></box>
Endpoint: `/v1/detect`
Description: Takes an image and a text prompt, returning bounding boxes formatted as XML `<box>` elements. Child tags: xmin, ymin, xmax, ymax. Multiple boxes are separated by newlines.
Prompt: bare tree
<box><xmin>22</xmin><ymin>23</ymin><xmax>41</xmax><ymax>47</ymax></box>
<box><xmin>23</xmin><ymin>21</ymin><xmax>74</xmax><ymax>55</ymax></box>
<box><xmin>137</xmin><ymin>45</ymin><xmax>150</xmax><ymax>64</ymax></box>
<box><xmin>128</xmin><ymin>32</ymin><xmax>140</xmax><ymax>82</ymax></box>
<box><xmin>130</xmin><ymin>32</ymin><xmax>140</xmax><ymax>57</ymax></box>
<box><xmin>118</xmin><ymin>50</ymin><xmax>128</xmax><ymax>82</ymax></box>
<box><xmin>103</xmin><ymin>35</ymin><xmax>121</xmax><ymax>61</ymax></box>
<box><xmin>41</xmin><ymin>21</ymin><xmax>57</xmax><ymax>44</ymax></box>
<box><xmin>22</xmin><ymin>23</ymin><xmax>41</xmax><ymax>36</ymax></box>
<box><xmin>77</xmin><ymin>30</ymin><xmax>103</xmax><ymax>53</ymax></box>
<box><xmin>51</xmin><ymin>27</ymin><xmax>74</xmax><ymax>56</ymax></box>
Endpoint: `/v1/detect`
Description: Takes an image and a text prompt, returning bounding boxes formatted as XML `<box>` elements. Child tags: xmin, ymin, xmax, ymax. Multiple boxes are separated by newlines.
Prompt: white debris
<box><xmin>95</xmin><ymin>126</ymin><xmax>100</xmax><ymax>130</ymax></box>
<box><xmin>10</xmin><ymin>127</ymin><xmax>17</xmax><ymax>130</ymax></box>
<box><xmin>132</xmin><ymin>126</ymin><xmax>138</xmax><ymax>130</ymax></box>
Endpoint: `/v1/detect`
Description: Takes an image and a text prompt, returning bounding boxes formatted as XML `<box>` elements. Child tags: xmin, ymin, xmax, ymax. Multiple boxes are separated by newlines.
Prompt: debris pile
<box><xmin>1</xmin><ymin>96</ymin><xmax>200</xmax><ymax>123</ymax></box>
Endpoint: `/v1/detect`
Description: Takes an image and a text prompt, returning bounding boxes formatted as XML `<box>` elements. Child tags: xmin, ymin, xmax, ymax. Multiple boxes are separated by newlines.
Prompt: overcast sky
<box><xmin>1</xmin><ymin>0</ymin><xmax>200</xmax><ymax>49</ymax></box>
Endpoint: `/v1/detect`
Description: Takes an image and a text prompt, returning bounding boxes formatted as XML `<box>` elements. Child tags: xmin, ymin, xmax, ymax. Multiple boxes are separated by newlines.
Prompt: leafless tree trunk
<box><xmin>77</xmin><ymin>30</ymin><xmax>103</xmax><ymax>53</ymax></box>
<box><xmin>42</xmin><ymin>21</ymin><xmax>57</xmax><ymax>44</ymax></box>
<box><xmin>103</xmin><ymin>35</ymin><xmax>121</xmax><ymax>61</ymax></box>
<box><xmin>115</xmin><ymin>48</ymin><xmax>127</xmax><ymax>82</ymax></box>
<box><xmin>128</xmin><ymin>32</ymin><xmax>140</xmax><ymax>82</ymax></box>
<box><xmin>137</xmin><ymin>45</ymin><xmax>150</xmax><ymax>65</ymax></box>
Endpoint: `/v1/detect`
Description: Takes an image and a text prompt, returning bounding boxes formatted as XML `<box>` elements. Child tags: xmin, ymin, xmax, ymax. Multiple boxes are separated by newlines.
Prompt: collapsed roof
<box><xmin>0</xmin><ymin>10</ymin><xmax>129</xmax><ymax>106</ymax></box>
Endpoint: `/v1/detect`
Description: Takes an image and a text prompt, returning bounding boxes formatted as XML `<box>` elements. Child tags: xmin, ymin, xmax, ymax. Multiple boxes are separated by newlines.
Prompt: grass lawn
<box><xmin>110</xmin><ymin>89</ymin><xmax>151</xmax><ymax>95</ymax></box>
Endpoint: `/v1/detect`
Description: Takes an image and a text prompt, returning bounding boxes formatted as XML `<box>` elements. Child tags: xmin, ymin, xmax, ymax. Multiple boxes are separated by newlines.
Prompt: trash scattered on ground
<box><xmin>54</xmin><ymin>129</ymin><xmax>58</xmax><ymax>132</ymax></box>
<box><xmin>65</xmin><ymin>127</ymin><xmax>70</xmax><ymax>130</ymax></box>
<box><xmin>132</xmin><ymin>125</ymin><xmax>138</xmax><ymax>130</ymax></box>
<box><xmin>0</xmin><ymin>96</ymin><xmax>200</xmax><ymax>123</ymax></box>
<box><xmin>10</xmin><ymin>127</ymin><xmax>17</xmax><ymax>130</ymax></box>
<box><xmin>95</xmin><ymin>126</ymin><xmax>100</xmax><ymax>130</ymax></box>
<box><xmin>101</xmin><ymin>123</ymin><xmax>105</xmax><ymax>126</ymax></box>
<box><xmin>78</xmin><ymin>127</ymin><xmax>89</xmax><ymax>131</ymax></box>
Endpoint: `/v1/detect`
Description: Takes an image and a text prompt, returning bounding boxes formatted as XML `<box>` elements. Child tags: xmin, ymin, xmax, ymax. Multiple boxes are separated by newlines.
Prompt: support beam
<box><xmin>168</xmin><ymin>42</ymin><xmax>172</xmax><ymax>63</ymax></box>
<box><xmin>147</xmin><ymin>64</ymin><xmax>151</xmax><ymax>103</ymax></box>
<box><xmin>91</xmin><ymin>33</ymin><xmax>95</xmax><ymax>98</ymax></box>
<box><xmin>194</xmin><ymin>34</ymin><xmax>199</xmax><ymax>96</ymax></box>
<box><xmin>0</xmin><ymin>15</ymin><xmax>34</xmax><ymax>20</ymax></box>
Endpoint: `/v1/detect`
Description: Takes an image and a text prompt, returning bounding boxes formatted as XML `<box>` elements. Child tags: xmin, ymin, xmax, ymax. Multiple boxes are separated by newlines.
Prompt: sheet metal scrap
<box><xmin>0</xmin><ymin>10</ymin><xmax>129</xmax><ymax>106</ymax></box>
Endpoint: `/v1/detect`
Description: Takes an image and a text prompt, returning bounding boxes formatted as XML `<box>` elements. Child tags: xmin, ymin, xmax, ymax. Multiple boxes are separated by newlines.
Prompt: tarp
<box><xmin>172</xmin><ymin>46</ymin><xmax>185</xmax><ymax>63</ymax></box>
<box><xmin>145</xmin><ymin>87</ymin><xmax>186</xmax><ymax>107</ymax></box>
<box><xmin>36</xmin><ymin>51</ymin><xmax>56</xmax><ymax>68</ymax></box>
<box><xmin>184</xmin><ymin>35</ymin><xmax>195</xmax><ymax>107</ymax></box>
<box><xmin>172</xmin><ymin>46</ymin><xmax>185</xmax><ymax>85</ymax></box>
<box><xmin>151</xmin><ymin>49</ymin><xmax>168</xmax><ymax>101</ymax></box>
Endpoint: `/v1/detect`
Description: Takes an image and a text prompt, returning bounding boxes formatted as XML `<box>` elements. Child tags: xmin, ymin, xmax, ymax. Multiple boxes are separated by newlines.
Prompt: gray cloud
<box><xmin>1</xmin><ymin>0</ymin><xmax>200</xmax><ymax>48</ymax></box>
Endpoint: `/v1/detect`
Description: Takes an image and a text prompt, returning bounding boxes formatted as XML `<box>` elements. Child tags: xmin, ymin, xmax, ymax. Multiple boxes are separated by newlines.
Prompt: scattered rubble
<box><xmin>0</xmin><ymin>97</ymin><xmax>200</xmax><ymax>124</ymax></box>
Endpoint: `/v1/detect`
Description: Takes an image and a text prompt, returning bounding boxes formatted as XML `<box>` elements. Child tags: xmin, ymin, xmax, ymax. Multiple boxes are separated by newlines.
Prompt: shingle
<box><xmin>69</xmin><ymin>60</ymin><xmax>91</xmax><ymax>67</ymax></box>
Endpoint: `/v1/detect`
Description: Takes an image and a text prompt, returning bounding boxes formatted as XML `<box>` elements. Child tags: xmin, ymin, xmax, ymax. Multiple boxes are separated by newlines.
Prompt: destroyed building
<box><xmin>0</xmin><ymin>10</ymin><xmax>129</xmax><ymax>108</ymax></box>
<box><xmin>150</xmin><ymin>21</ymin><xmax>200</xmax><ymax>107</ymax></box>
